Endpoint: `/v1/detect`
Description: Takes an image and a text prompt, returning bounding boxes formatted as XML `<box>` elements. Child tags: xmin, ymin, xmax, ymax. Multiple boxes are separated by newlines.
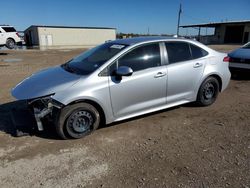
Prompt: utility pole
<box><xmin>176</xmin><ymin>3</ymin><xmax>182</xmax><ymax>36</ymax></box>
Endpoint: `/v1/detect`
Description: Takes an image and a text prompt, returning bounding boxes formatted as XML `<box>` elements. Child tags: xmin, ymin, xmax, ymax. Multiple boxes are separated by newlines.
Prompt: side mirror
<box><xmin>115</xmin><ymin>66</ymin><xmax>133</xmax><ymax>77</ymax></box>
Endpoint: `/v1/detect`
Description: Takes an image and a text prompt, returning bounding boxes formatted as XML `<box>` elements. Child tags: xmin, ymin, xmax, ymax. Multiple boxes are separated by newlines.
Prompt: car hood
<box><xmin>12</xmin><ymin>66</ymin><xmax>82</xmax><ymax>100</ymax></box>
<box><xmin>229</xmin><ymin>48</ymin><xmax>250</xmax><ymax>59</ymax></box>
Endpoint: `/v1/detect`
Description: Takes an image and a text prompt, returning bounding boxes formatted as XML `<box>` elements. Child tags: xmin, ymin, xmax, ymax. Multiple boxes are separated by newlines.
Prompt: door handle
<box><xmin>154</xmin><ymin>72</ymin><xmax>166</xmax><ymax>78</ymax></box>
<box><xmin>193</xmin><ymin>62</ymin><xmax>203</xmax><ymax>68</ymax></box>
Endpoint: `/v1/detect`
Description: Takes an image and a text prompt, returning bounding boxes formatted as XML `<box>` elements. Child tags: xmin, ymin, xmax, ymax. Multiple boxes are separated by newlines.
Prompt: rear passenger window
<box><xmin>117</xmin><ymin>43</ymin><xmax>161</xmax><ymax>72</ymax></box>
<box><xmin>2</xmin><ymin>27</ymin><xmax>16</xmax><ymax>32</ymax></box>
<box><xmin>190</xmin><ymin>44</ymin><xmax>208</xmax><ymax>59</ymax></box>
<box><xmin>165</xmin><ymin>42</ymin><xmax>192</xmax><ymax>63</ymax></box>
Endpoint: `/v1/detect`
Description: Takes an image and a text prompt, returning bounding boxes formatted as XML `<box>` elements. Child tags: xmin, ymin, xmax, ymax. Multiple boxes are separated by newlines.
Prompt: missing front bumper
<box><xmin>29</xmin><ymin>97</ymin><xmax>63</xmax><ymax>131</ymax></box>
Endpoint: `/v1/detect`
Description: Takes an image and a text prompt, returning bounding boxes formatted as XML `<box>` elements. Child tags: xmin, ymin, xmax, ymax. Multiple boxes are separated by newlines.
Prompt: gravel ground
<box><xmin>0</xmin><ymin>45</ymin><xmax>249</xmax><ymax>188</ymax></box>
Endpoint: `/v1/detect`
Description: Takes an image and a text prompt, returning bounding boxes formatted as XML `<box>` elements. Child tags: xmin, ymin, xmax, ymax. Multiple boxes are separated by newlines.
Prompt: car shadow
<box><xmin>0</xmin><ymin>99</ymin><xmax>205</xmax><ymax>140</ymax></box>
<box><xmin>0</xmin><ymin>100</ymin><xmax>61</xmax><ymax>140</ymax></box>
<box><xmin>0</xmin><ymin>52</ymin><xmax>8</xmax><ymax>55</ymax></box>
<box><xmin>1</xmin><ymin>100</ymin><xmax>184</xmax><ymax>139</ymax></box>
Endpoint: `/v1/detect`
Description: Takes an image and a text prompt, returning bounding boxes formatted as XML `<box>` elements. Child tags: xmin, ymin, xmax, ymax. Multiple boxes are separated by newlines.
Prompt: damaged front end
<box><xmin>27</xmin><ymin>95</ymin><xmax>64</xmax><ymax>131</ymax></box>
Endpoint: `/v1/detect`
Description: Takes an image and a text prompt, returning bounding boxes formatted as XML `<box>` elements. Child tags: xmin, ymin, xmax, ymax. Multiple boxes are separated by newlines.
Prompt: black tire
<box><xmin>6</xmin><ymin>38</ymin><xmax>16</xmax><ymax>49</ymax></box>
<box><xmin>196</xmin><ymin>77</ymin><xmax>220</xmax><ymax>106</ymax></box>
<box><xmin>55</xmin><ymin>102</ymin><xmax>100</xmax><ymax>139</ymax></box>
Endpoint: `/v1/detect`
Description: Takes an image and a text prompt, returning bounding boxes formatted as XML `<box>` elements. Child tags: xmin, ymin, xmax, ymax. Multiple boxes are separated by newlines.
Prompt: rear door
<box><xmin>2</xmin><ymin>27</ymin><xmax>16</xmax><ymax>42</ymax></box>
<box><xmin>165</xmin><ymin>41</ymin><xmax>208</xmax><ymax>103</ymax></box>
<box><xmin>109</xmin><ymin>43</ymin><xmax>167</xmax><ymax>119</ymax></box>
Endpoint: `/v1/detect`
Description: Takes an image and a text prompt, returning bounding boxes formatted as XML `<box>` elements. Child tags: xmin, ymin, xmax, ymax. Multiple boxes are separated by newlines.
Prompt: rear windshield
<box><xmin>62</xmin><ymin>42</ymin><xmax>128</xmax><ymax>75</ymax></box>
<box><xmin>2</xmin><ymin>27</ymin><xmax>16</xmax><ymax>32</ymax></box>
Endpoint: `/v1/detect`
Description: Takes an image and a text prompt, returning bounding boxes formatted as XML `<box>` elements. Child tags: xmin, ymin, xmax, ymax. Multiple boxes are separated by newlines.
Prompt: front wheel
<box><xmin>196</xmin><ymin>77</ymin><xmax>220</xmax><ymax>106</ymax></box>
<box><xmin>55</xmin><ymin>102</ymin><xmax>100</xmax><ymax>139</ymax></box>
<box><xmin>6</xmin><ymin>38</ymin><xmax>16</xmax><ymax>49</ymax></box>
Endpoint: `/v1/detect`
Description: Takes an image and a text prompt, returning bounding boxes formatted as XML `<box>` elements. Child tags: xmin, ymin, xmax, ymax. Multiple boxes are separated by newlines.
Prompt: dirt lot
<box><xmin>0</xmin><ymin>45</ymin><xmax>249</xmax><ymax>188</ymax></box>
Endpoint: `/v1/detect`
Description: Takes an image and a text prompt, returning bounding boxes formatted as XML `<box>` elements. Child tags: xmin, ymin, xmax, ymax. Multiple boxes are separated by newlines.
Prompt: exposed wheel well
<box><xmin>69</xmin><ymin>99</ymin><xmax>106</xmax><ymax>125</ymax></box>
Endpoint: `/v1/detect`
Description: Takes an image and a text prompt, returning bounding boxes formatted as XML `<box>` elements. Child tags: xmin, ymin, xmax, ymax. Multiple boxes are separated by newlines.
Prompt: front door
<box><xmin>109</xmin><ymin>43</ymin><xmax>167</xmax><ymax>119</ymax></box>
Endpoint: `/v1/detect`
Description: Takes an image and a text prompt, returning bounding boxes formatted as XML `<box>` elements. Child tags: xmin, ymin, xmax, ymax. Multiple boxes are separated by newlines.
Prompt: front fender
<box><xmin>51</xmin><ymin>77</ymin><xmax>114</xmax><ymax>124</ymax></box>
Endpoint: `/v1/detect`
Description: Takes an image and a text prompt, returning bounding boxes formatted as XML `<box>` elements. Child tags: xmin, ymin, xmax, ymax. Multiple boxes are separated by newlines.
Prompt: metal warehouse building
<box><xmin>181</xmin><ymin>20</ymin><xmax>250</xmax><ymax>44</ymax></box>
<box><xmin>24</xmin><ymin>25</ymin><xmax>116</xmax><ymax>48</ymax></box>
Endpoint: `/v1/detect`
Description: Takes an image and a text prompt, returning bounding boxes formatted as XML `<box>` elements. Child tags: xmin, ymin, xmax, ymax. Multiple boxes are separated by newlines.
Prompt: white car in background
<box><xmin>0</xmin><ymin>25</ymin><xmax>23</xmax><ymax>49</ymax></box>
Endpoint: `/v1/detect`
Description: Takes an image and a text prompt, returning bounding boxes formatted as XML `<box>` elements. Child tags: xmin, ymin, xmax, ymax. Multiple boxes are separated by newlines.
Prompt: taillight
<box><xmin>223</xmin><ymin>56</ymin><xmax>231</xmax><ymax>62</ymax></box>
<box><xmin>16</xmin><ymin>32</ymin><xmax>20</xmax><ymax>37</ymax></box>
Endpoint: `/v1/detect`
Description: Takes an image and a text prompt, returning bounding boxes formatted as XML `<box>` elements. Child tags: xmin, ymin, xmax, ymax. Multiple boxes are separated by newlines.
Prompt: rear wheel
<box><xmin>196</xmin><ymin>77</ymin><xmax>220</xmax><ymax>106</ymax></box>
<box><xmin>56</xmin><ymin>102</ymin><xmax>100</xmax><ymax>139</ymax></box>
<box><xmin>6</xmin><ymin>38</ymin><xmax>16</xmax><ymax>49</ymax></box>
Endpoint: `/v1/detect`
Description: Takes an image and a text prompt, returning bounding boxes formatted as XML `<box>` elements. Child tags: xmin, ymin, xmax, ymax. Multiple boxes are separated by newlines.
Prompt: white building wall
<box><xmin>37</xmin><ymin>27</ymin><xmax>116</xmax><ymax>48</ymax></box>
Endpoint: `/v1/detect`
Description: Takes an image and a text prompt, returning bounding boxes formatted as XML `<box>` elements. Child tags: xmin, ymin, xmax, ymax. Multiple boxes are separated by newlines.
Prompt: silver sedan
<box><xmin>12</xmin><ymin>37</ymin><xmax>231</xmax><ymax>139</ymax></box>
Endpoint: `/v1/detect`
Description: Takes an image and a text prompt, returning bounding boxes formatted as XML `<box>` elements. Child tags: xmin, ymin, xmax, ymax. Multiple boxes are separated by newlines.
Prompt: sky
<box><xmin>0</xmin><ymin>0</ymin><xmax>249</xmax><ymax>35</ymax></box>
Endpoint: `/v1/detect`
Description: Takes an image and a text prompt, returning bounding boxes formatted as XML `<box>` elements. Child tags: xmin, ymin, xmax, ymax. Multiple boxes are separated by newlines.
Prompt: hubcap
<box><xmin>8</xmin><ymin>40</ymin><xmax>15</xmax><ymax>48</ymax></box>
<box><xmin>203</xmin><ymin>82</ymin><xmax>215</xmax><ymax>99</ymax></box>
<box><xmin>67</xmin><ymin>111</ymin><xmax>93</xmax><ymax>133</ymax></box>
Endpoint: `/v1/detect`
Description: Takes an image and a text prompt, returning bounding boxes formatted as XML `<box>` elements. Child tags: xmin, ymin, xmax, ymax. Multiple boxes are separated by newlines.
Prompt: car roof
<box><xmin>108</xmin><ymin>36</ymin><xmax>215</xmax><ymax>55</ymax></box>
<box><xmin>0</xmin><ymin>25</ymin><xmax>14</xmax><ymax>27</ymax></box>
<box><xmin>112</xmin><ymin>36</ymin><xmax>176</xmax><ymax>45</ymax></box>
<box><xmin>111</xmin><ymin>36</ymin><xmax>203</xmax><ymax>47</ymax></box>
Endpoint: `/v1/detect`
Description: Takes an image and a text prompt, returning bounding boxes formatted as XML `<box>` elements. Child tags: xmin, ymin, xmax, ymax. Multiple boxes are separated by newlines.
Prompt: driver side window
<box><xmin>110</xmin><ymin>43</ymin><xmax>161</xmax><ymax>74</ymax></box>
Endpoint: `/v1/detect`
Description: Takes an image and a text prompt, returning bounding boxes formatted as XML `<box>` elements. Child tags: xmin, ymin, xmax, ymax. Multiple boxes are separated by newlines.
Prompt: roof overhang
<box><xmin>180</xmin><ymin>20</ymin><xmax>250</xmax><ymax>28</ymax></box>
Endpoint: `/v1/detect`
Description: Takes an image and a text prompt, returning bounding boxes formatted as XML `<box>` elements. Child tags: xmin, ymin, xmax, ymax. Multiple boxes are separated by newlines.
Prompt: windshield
<box><xmin>243</xmin><ymin>42</ymin><xmax>250</xmax><ymax>49</ymax></box>
<box><xmin>62</xmin><ymin>43</ymin><xmax>127</xmax><ymax>75</ymax></box>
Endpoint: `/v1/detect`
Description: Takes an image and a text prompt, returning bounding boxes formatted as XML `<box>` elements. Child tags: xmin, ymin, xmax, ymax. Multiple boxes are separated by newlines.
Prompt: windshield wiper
<box><xmin>61</xmin><ymin>63</ymin><xmax>77</xmax><ymax>73</ymax></box>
